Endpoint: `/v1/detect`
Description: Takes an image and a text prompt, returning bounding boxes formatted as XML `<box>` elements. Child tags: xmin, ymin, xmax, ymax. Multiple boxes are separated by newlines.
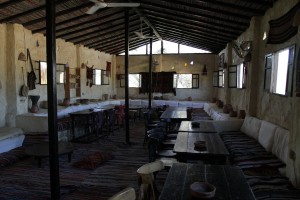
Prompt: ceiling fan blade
<box><xmin>86</xmin><ymin>5</ymin><xmax>101</xmax><ymax>14</ymax></box>
<box><xmin>106</xmin><ymin>3</ymin><xmax>140</xmax><ymax>7</ymax></box>
<box><xmin>134</xmin><ymin>31</ymin><xmax>144</xmax><ymax>38</ymax></box>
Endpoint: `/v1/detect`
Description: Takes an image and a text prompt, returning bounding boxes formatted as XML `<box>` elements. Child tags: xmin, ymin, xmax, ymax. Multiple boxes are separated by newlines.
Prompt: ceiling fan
<box><xmin>131</xmin><ymin>17</ymin><xmax>157</xmax><ymax>40</ymax></box>
<box><xmin>86</xmin><ymin>0</ymin><xmax>140</xmax><ymax>14</ymax></box>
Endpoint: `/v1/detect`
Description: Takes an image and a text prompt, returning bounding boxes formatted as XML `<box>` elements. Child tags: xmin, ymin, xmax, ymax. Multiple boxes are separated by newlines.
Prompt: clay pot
<box><xmin>238</xmin><ymin>110</ymin><xmax>246</xmax><ymax>119</ymax></box>
<box><xmin>63</xmin><ymin>98</ymin><xmax>70</xmax><ymax>106</ymax></box>
<box><xmin>29</xmin><ymin>95</ymin><xmax>40</xmax><ymax>113</ymax></box>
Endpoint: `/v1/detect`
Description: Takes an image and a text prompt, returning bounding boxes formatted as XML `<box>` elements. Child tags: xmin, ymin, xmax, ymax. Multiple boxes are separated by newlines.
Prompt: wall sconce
<box><xmin>18</xmin><ymin>52</ymin><xmax>27</xmax><ymax>61</ymax></box>
<box><xmin>202</xmin><ymin>64</ymin><xmax>207</xmax><ymax>75</ymax></box>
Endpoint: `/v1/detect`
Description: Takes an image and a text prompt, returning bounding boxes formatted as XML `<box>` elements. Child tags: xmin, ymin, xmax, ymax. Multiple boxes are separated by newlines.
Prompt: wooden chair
<box><xmin>108</xmin><ymin>187</ymin><xmax>136</xmax><ymax>200</ymax></box>
<box><xmin>137</xmin><ymin>160</ymin><xmax>164</xmax><ymax>200</ymax></box>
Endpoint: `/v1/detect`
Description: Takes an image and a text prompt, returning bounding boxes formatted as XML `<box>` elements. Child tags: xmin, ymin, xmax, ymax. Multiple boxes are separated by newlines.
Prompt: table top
<box><xmin>159</xmin><ymin>163</ymin><xmax>255</xmax><ymax>200</ymax></box>
<box><xmin>25</xmin><ymin>142</ymin><xmax>74</xmax><ymax>157</ymax></box>
<box><xmin>178</xmin><ymin>121</ymin><xmax>216</xmax><ymax>133</ymax></box>
<box><xmin>160</xmin><ymin>107</ymin><xmax>187</xmax><ymax>120</ymax></box>
<box><xmin>174</xmin><ymin>132</ymin><xmax>229</xmax><ymax>156</ymax></box>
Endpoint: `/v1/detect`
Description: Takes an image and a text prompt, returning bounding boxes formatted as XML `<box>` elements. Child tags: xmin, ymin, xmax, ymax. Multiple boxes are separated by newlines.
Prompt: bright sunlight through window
<box><xmin>128</xmin><ymin>74</ymin><xmax>141</xmax><ymax>88</ymax></box>
<box><xmin>120</xmin><ymin>40</ymin><xmax>210</xmax><ymax>55</ymax></box>
<box><xmin>237</xmin><ymin>63</ymin><xmax>244</xmax><ymax>89</ymax></box>
<box><xmin>274</xmin><ymin>49</ymin><xmax>289</xmax><ymax>95</ymax></box>
<box><xmin>173</xmin><ymin>74</ymin><xmax>192</xmax><ymax>88</ymax></box>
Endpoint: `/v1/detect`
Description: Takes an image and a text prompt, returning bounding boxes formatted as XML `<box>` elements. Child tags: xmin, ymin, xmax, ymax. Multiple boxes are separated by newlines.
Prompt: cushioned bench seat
<box><xmin>0</xmin><ymin>127</ymin><xmax>25</xmax><ymax>153</ymax></box>
<box><xmin>218</xmin><ymin>116</ymin><xmax>300</xmax><ymax>199</ymax></box>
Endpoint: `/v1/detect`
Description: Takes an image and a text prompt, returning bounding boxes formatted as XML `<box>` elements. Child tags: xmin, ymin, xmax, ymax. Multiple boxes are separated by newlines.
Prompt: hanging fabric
<box><xmin>106</xmin><ymin>61</ymin><xmax>111</xmax><ymax>77</ymax></box>
<box><xmin>86</xmin><ymin>65</ymin><xmax>94</xmax><ymax>87</ymax></box>
<box><xmin>27</xmin><ymin>48</ymin><xmax>37</xmax><ymax>90</ymax></box>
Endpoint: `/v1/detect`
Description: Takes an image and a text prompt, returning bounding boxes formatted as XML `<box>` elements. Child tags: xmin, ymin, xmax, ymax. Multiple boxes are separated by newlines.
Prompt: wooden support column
<box><xmin>148</xmin><ymin>30</ymin><xmax>153</xmax><ymax>109</ymax></box>
<box><xmin>46</xmin><ymin>0</ymin><xmax>60</xmax><ymax>199</ymax></box>
<box><xmin>125</xmin><ymin>9</ymin><xmax>130</xmax><ymax>144</ymax></box>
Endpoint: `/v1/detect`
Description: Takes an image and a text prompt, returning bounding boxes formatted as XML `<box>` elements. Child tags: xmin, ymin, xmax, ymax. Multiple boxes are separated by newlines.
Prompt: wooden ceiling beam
<box><xmin>0</xmin><ymin>0</ymin><xmax>59</xmax><ymax>23</ymax></box>
<box><xmin>148</xmin><ymin>0</ymin><xmax>252</xmax><ymax>20</ymax></box>
<box><xmin>193</xmin><ymin>0</ymin><xmax>268</xmax><ymax>13</ymax></box>
<box><xmin>69</xmin><ymin>20</ymin><xmax>141</xmax><ymax>45</ymax></box>
<box><xmin>23</xmin><ymin>2</ymin><xmax>93</xmax><ymax>27</ymax></box>
<box><xmin>0</xmin><ymin>0</ymin><xmax>24</xmax><ymax>9</ymax></box>
<box><xmin>156</xmin><ymin>28</ymin><xmax>226</xmax><ymax>46</ymax></box>
<box><xmin>153</xmin><ymin>22</ymin><xmax>230</xmax><ymax>42</ymax></box>
<box><xmin>141</xmin><ymin>0</ymin><xmax>249</xmax><ymax>26</ymax></box>
<box><xmin>32</xmin><ymin>8</ymin><xmax>126</xmax><ymax>34</ymax></box>
<box><xmin>144</xmin><ymin>10</ymin><xmax>243</xmax><ymax>35</ymax></box>
<box><xmin>142</xmin><ymin>4</ymin><xmax>246</xmax><ymax>31</ymax></box>
<box><xmin>146</xmin><ymin>15</ymin><xmax>238</xmax><ymax>39</ymax></box>
<box><xmin>57</xmin><ymin>14</ymin><xmax>137</xmax><ymax>38</ymax></box>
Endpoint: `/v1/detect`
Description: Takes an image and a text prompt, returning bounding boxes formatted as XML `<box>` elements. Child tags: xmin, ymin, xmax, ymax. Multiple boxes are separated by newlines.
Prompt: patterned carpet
<box><xmin>0</xmin><ymin>120</ymin><xmax>168</xmax><ymax>200</ymax></box>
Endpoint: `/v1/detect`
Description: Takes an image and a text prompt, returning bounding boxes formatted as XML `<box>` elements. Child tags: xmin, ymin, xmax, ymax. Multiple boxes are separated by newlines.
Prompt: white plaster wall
<box><xmin>217</xmin><ymin>0</ymin><xmax>300</xmax><ymax>187</ymax></box>
<box><xmin>116</xmin><ymin>53</ymin><xmax>217</xmax><ymax>101</ymax></box>
<box><xmin>256</xmin><ymin>0</ymin><xmax>300</xmax><ymax>187</ymax></box>
<box><xmin>0</xmin><ymin>24</ymin><xmax>115</xmax><ymax>127</ymax></box>
<box><xmin>78</xmin><ymin>45</ymin><xmax>115</xmax><ymax>99</ymax></box>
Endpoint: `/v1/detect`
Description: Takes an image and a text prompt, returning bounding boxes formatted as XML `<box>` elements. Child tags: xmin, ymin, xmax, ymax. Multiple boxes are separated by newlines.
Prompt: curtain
<box><xmin>139</xmin><ymin>72</ymin><xmax>176</xmax><ymax>95</ymax></box>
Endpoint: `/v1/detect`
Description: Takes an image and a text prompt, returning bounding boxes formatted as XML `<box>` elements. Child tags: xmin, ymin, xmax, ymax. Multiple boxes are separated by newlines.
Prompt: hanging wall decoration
<box><xmin>86</xmin><ymin>65</ymin><xmax>94</xmax><ymax>87</ymax></box>
<box><xmin>267</xmin><ymin>2</ymin><xmax>300</xmax><ymax>44</ymax></box>
<box><xmin>106</xmin><ymin>61</ymin><xmax>111</xmax><ymax>77</ymax></box>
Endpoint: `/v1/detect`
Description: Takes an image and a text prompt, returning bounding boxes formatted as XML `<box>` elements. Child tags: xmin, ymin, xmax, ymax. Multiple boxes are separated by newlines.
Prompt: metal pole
<box><xmin>148</xmin><ymin>30</ymin><xmax>153</xmax><ymax>109</ymax></box>
<box><xmin>46</xmin><ymin>0</ymin><xmax>60</xmax><ymax>199</ymax></box>
<box><xmin>125</xmin><ymin>9</ymin><xmax>130</xmax><ymax>144</ymax></box>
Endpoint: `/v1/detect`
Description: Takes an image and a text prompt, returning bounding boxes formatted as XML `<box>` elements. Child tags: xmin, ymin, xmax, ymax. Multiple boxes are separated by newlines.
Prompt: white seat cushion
<box><xmin>240</xmin><ymin>116</ymin><xmax>262</xmax><ymax>139</ymax></box>
<box><xmin>272</xmin><ymin>127</ymin><xmax>289</xmax><ymax>164</ymax></box>
<box><xmin>258</xmin><ymin>121</ymin><xmax>277</xmax><ymax>152</ymax></box>
<box><xmin>0</xmin><ymin>127</ymin><xmax>24</xmax><ymax>141</ymax></box>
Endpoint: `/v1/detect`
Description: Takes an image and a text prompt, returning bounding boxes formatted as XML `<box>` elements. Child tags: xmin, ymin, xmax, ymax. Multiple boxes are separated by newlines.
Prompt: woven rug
<box><xmin>72</xmin><ymin>151</ymin><xmax>114</xmax><ymax>170</ymax></box>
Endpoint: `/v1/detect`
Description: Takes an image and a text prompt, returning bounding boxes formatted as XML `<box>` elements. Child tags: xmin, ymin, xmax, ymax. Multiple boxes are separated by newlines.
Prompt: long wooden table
<box><xmin>173</xmin><ymin>131</ymin><xmax>229</xmax><ymax>163</ymax></box>
<box><xmin>159</xmin><ymin>163</ymin><xmax>255</xmax><ymax>200</ymax></box>
<box><xmin>160</xmin><ymin>107</ymin><xmax>188</xmax><ymax>121</ymax></box>
<box><xmin>178</xmin><ymin>121</ymin><xmax>216</xmax><ymax>133</ymax></box>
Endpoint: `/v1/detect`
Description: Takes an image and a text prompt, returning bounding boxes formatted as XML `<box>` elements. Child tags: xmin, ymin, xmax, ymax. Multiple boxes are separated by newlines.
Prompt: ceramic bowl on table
<box><xmin>190</xmin><ymin>181</ymin><xmax>216</xmax><ymax>199</ymax></box>
<box><xmin>191</xmin><ymin>121</ymin><xmax>200</xmax><ymax>128</ymax></box>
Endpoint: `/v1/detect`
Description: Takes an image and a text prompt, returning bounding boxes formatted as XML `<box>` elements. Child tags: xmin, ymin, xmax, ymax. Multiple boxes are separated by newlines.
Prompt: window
<box><xmin>173</xmin><ymin>74</ymin><xmax>199</xmax><ymax>89</ymax></box>
<box><xmin>228</xmin><ymin>65</ymin><xmax>237</xmax><ymax>88</ymax></box>
<box><xmin>129</xmin><ymin>74</ymin><xmax>141</xmax><ymax>87</ymax></box>
<box><xmin>36</xmin><ymin>61</ymin><xmax>65</xmax><ymax>85</ymax></box>
<box><xmin>101</xmin><ymin>70</ymin><xmax>110</xmax><ymax>85</ymax></box>
<box><xmin>237</xmin><ymin>63</ymin><xmax>245</xmax><ymax>89</ymax></box>
<box><xmin>120</xmin><ymin>40</ymin><xmax>211</xmax><ymax>55</ymax></box>
<box><xmin>119</xmin><ymin>74</ymin><xmax>141</xmax><ymax>88</ymax></box>
<box><xmin>264</xmin><ymin>45</ymin><xmax>295</xmax><ymax>96</ymax></box>
<box><xmin>213</xmin><ymin>71</ymin><xmax>218</xmax><ymax>87</ymax></box>
<box><xmin>93</xmin><ymin>69</ymin><xmax>102</xmax><ymax>85</ymax></box>
<box><xmin>218</xmin><ymin>70</ymin><xmax>224</xmax><ymax>87</ymax></box>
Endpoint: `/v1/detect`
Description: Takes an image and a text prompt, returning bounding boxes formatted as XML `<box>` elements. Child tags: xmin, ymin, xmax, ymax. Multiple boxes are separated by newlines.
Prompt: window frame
<box><xmin>228</xmin><ymin>65</ymin><xmax>237</xmax><ymax>88</ymax></box>
<box><xmin>119</xmin><ymin>73</ymin><xmax>142</xmax><ymax>88</ymax></box>
<box><xmin>36</xmin><ymin>61</ymin><xmax>66</xmax><ymax>85</ymax></box>
<box><xmin>173</xmin><ymin>73</ymin><xmax>199</xmax><ymax>89</ymax></box>
<box><xmin>237</xmin><ymin>63</ymin><xmax>246</xmax><ymax>89</ymax></box>
<box><xmin>93</xmin><ymin>69</ymin><xmax>102</xmax><ymax>86</ymax></box>
<box><xmin>264</xmin><ymin>44</ymin><xmax>295</xmax><ymax>96</ymax></box>
<box><xmin>212</xmin><ymin>71</ymin><xmax>219</xmax><ymax>87</ymax></box>
<box><xmin>101</xmin><ymin>70</ymin><xmax>110</xmax><ymax>85</ymax></box>
<box><xmin>218</xmin><ymin>69</ymin><xmax>224</xmax><ymax>88</ymax></box>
